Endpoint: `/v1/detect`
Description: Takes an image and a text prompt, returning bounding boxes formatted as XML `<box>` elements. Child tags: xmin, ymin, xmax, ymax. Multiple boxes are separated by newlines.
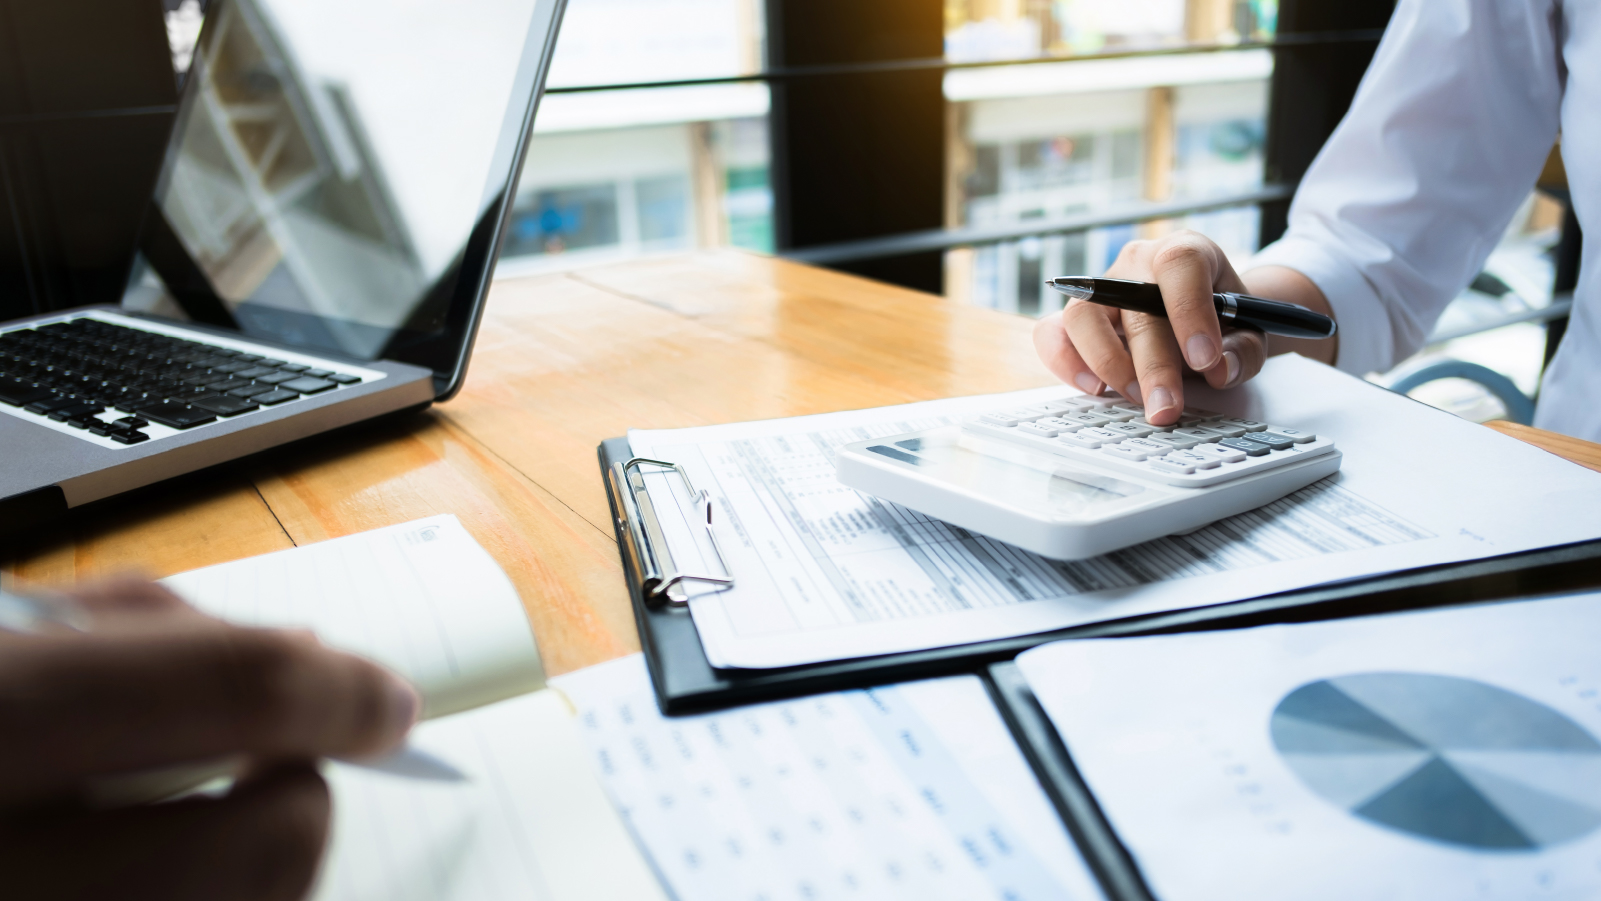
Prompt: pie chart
<box><xmin>1271</xmin><ymin>672</ymin><xmax>1601</xmax><ymax>850</ymax></box>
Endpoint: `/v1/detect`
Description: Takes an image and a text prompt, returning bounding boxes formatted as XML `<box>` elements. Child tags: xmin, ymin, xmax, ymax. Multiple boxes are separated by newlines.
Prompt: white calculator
<box><xmin>836</xmin><ymin>393</ymin><xmax>1341</xmax><ymax>560</ymax></box>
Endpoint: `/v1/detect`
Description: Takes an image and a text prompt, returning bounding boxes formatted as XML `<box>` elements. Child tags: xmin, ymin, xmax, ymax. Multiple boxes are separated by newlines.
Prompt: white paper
<box><xmin>1017</xmin><ymin>591</ymin><xmax>1601</xmax><ymax>901</ymax></box>
<box><xmin>627</xmin><ymin>355</ymin><xmax>1601</xmax><ymax>668</ymax></box>
<box><xmin>553</xmin><ymin>654</ymin><xmax>1105</xmax><ymax>901</ymax></box>
<box><xmin>161</xmin><ymin>515</ymin><xmax>545</xmax><ymax>717</ymax></box>
<box><xmin>312</xmin><ymin>689</ymin><xmax>668</xmax><ymax>901</ymax></box>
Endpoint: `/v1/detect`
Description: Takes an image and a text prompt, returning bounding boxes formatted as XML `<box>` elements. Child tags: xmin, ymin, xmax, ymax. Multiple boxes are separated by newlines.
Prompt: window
<box><xmin>494</xmin><ymin>0</ymin><xmax>774</xmax><ymax>276</ymax></box>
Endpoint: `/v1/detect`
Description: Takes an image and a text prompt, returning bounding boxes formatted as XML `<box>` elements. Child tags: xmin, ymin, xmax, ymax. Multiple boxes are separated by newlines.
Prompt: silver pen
<box><xmin>0</xmin><ymin>584</ymin><xmax>465</xmax><ymax>803</ymax></box>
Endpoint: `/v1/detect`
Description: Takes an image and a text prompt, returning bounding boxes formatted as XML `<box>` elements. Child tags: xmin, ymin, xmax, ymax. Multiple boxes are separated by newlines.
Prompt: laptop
<box><xmin>0</xmin><ymin>0</ymin><xmax>568</xmax><ymax>533</ymax></box>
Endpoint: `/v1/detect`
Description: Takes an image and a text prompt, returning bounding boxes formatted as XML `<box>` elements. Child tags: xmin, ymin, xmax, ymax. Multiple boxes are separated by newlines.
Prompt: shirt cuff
<box><xmin>1248</xmin><ymin>236</ymin><xmax>1397</xmax><ymax>377</ymax></box>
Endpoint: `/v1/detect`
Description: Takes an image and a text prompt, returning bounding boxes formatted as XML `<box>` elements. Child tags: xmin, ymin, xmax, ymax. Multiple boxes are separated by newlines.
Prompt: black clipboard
<box><xmin>599</xmin><ymin>437</ymin><xmax>1601</xmax><ymax>715</ymax></box>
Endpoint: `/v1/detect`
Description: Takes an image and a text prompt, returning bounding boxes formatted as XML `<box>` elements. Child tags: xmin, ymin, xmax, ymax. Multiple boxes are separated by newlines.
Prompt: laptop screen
<box><xmin>139</xmin><ymin>0</ymin><xmax>566</xmax><ymax>397</ymax></box>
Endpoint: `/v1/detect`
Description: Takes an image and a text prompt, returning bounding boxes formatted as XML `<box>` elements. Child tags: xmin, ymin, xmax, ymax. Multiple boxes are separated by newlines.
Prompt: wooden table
<box><xmin>5</xmin><ymin>251</ymin><xmax>1600</xmax><ymax>677</ymax></box>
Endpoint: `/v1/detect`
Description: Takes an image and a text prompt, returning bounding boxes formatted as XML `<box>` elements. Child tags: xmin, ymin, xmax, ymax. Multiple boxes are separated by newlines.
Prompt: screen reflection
<box><xmin>158</xmin><ymin>0</ymin><xmax>541</xmax><ymax>359</ymax></box>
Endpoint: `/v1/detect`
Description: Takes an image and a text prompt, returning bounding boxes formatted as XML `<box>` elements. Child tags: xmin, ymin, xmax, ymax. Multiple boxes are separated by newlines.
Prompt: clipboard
<box><xmin>599</xmin><ymin>437</ymin><xmax>1601</xmax><ymax>715</ymax></box>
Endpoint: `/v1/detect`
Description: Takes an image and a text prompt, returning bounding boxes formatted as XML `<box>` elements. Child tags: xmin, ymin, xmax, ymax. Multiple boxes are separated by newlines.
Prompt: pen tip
<box><xmin>1047</xmin><ymin>277</ymin><xmax>1094</xmax><ymax>302</ymax></box>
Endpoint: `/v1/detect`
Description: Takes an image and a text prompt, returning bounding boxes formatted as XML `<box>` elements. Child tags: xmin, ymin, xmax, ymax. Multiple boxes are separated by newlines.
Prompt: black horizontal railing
<box><xmin>779</xmin><ymin>184</ymin><xmax>1294</xmax><ymax>265</ymax></box>
<box><xmin>543</xmin><ymin>29</ymin><xmax>1385</xmax><ymax>95</ymax></box>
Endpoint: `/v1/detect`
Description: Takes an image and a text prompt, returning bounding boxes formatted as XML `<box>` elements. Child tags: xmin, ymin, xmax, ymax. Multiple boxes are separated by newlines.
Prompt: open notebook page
<box><xmin>312</xmin><ymin>688</ymin><xmax>668</xmax><ymax>901</ymax></box>
<box><xmin>161</xmin><ymin>515</ymin><xmax>543</xmax><ymax>717</ymax></box>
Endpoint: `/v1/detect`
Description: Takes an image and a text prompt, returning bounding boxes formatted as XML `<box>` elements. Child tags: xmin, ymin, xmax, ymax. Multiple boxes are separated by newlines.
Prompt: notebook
<box><xmin>162</xmin><ymin>516</ymin><xmax>667</xmax><ymax>901</ymax></box>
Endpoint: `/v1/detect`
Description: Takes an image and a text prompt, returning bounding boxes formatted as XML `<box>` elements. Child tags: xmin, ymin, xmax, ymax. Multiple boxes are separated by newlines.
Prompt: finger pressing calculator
<box><xmin>836</xmin><ymin>393</ymin><xmax>1341</xmax><ymax>559</ymax></box>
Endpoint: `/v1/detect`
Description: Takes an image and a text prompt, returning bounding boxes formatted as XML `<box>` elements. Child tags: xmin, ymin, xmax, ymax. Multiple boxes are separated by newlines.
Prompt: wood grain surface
<box><xmin>1485</xmin><ymin>420</ymin><xmax>1601</xmax><ymax>474</ymax></box>
<box><xmin>4</xmin><ymin>250</ymin><xmax>1599</xmax><ymax>675</ymax></box>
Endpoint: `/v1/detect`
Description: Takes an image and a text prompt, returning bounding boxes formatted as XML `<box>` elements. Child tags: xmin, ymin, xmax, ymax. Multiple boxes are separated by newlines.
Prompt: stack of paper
<box><xmin>629</xmin><ymin>355</ymin><xmax>1601</xmax><ymax>669</ymax></box>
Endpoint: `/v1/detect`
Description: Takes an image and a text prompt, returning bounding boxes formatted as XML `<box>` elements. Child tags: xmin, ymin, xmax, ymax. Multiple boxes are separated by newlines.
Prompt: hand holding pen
<box><xmin>0</xmin><ymin>577</ymin><xmax>421</xmax><ymax>901</ymax></box>
<box><xmin>1032</xmin><ymin>232</ymin><xmax>1339</xmax><ymax>426</ymax></box>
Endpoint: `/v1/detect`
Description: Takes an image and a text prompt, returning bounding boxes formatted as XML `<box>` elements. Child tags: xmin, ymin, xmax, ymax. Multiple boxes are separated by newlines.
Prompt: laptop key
<box><xmin>252</xmin><ymin>389</ymin><xmax>299</xmax><ymax>406</ymax></box>
<box><xmin>280</xmin><ymin>376</ymin><xmax>336</xmax><ymax>394</ymax></box>
<box><xmin>300</xmin><ymin>369</ymin><xmax>332</xmax><ymax>379</ymax></box>
<box><xmin>190</xmin><ymin>394</ymin><xmax>259</xmax><ymax>417</ymax></box>
<box><xmin>234</xmin><ymin>366</ymin><xmax>277</xmax><ymax>380</ymax></box>
<box><xmin>114</xmin><ymin>416</ymin><xmax>149</xmax><ymax>428</ymax></box>
<box><xmin>109</xmin><ymin>429</ymin><xmax>150</xmax><ymax>445</ymax></box>
<box><xmin>0</xmin><ymin>378</ymin><xmax>54</xmax><ymax>406</ymax></box>
<box><xmin>138</xmin><ymin>401</ymin><xmax>218</xmax><ymax>429</ymax></box>
<box><xmin>24</xmin><ymin>395</ymin><xmax>74</xmax><ymax>415</ymax></box>
<box><xmin>254</xmin><ymin>371</ymin><xmax>300</xmax><ymax>385</ymax></box>
<box><xmin>327</xmin><ymin>373</ymin><xmax>361</xmax><ymax>385</ymax></box>
<box><xmin>49</xmin><ymin>402</ymin><xmax>104</xmax><ymax>422</ymax></box>
<box><xmin>227</xmin><ymin>383</ymin><xmax>277</xmax><ymax>398</ymax></box>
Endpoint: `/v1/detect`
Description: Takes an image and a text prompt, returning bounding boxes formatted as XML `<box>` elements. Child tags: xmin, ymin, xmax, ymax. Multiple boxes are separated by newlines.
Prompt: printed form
<box><xmin>553</xmin><ymin>654</ymin><xmax>1105</xmax><ymax>901</ymax></box>
<box><xmin>629</xmin><ymin>355</ymin><xmax>1601</xmax><ymax>668</ymax></box>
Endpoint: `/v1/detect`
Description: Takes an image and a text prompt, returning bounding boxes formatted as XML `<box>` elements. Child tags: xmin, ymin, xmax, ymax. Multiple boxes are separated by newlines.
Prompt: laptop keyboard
<box><xmin>0</xmin><ymin>316</ymin><xmax>371</xmax><ymax>447</ymax></box>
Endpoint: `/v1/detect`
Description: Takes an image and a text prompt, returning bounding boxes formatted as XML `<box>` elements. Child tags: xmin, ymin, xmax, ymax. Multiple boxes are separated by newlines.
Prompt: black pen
<box><xmin>1047</xmin><ymin>276</ymin><xmax>1337</xmax><ymax>340</ymax></box>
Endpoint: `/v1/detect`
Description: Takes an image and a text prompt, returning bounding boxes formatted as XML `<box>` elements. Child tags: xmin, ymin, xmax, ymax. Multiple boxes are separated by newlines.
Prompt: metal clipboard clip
<box><xmin>609</xmin><ymin>457</ymin><xmax>734</xmax><ymax>608</ymax></box>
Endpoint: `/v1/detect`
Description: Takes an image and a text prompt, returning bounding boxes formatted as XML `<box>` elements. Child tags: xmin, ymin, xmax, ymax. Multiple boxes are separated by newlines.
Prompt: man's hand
<box><xmin>1032</xmin><ymin>231</ymin><xmax>1334</xmax><ymax>424</ymax></box>
<box><xmin>0</xmin><ymin>576</ymin><xmax>420</xmax><ymax>901</ymax></box>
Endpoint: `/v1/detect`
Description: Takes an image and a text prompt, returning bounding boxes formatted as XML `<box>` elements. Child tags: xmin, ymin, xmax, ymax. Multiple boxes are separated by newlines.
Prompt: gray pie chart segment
<box><xmin>1330</xmin><ymin>673</ymin><xmax>1601</xmax><ymax>752</ymax></box>
<box><xmin>1272</xmin><ymin>673</ymin><xmax>1601</xmax><ymax>851</ymax></box>
<box><xmin>1444</xmin><ymin>750</ymin><xmax>1601</xmax><ymax>810</ymax></box>
<box><xmin>1278</xmin><ymin>750</ymin><xmax>1431</xmax><ymax>808</ymax></box>
<box><xmin>1448</xmin><ymin>759</ymin><xmax>1601</xmax><ymax>847</ymax></box>
<box><xmin>1353</xmin><ymin>757</ymin><xmax>1535</xmax><ymax>849</ymax></box>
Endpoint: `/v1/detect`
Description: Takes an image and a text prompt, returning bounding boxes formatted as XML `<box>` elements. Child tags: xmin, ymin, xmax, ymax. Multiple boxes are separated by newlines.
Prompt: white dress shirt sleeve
<box><xmin>1249</xmin><ymin>0</ymin><xmax>1565</xmax><ymax>377</ymax></box>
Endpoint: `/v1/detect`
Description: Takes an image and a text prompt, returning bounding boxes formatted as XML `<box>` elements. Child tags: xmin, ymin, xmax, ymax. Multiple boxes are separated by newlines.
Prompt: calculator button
<box><xmin>1194</xmin><ymin>443</ymin><xmax>1247</xmax><ymax>464</ymax></box>
<box><xmin>1109</xmin><ymin>404</ymin><xmax>1146</xmax><ymax>418</ymax></box>
<box><xmin>1099</xmin><ymin>408</ymin><xmax>1139</xmax><ymax>422</ymax></box>
<box><xmin>1056</xmin><ymin>425</ymin><xmax>1120</xmax><ymax>448</ymax></box>
<box><xmin>1168</xmin><ymin>449</ymin><xmax>1220</xmax><ymax>470</ymax></box>
<box><xmin>1145</xmin><ymin>431</ymin><xmax>1200</xmax><ymax>451</ymax></box>
<box><xmin>1264</xmin><ymin>425</ymin><xmax>1316</xmax><ymax>444</ymax></box>
<box><xmin>1018</xmin><ymin>421</ymin><xmax>1062</xmax><ymax>437</ymax></box>
<box><xmin>1219</xmin><ymin>436</ymin><xmax>1271</xmax><ymax>456</ymax></box>
<box><xmin>1037</xmin><ymin>416</ymin><xmax>1081</xmax><ymax>432</ymax></box>
<box><xmin>1193</xmin><ymin>422</ymin><xmax>1248</xmax><ymax>438</ymax></box>
<box><xmin>1170</xmin><ymin>427</ymin><xmax>1218</xmax><ymax>443</ymax></box>
<box><xmin>1063</xmin><ymin>411</ymin><xmax>1113</xmax><ymax>428</ymax></box>
<box><xmin>1123</xmin><ymin>437</ymin><xmax>1169</xmax><ymax>454</ymax></box>
<box><xmin>1183</xmin><ymin>407</ymin><xmax>1223</xmax><ymax>421</ymax></box>
<box><xmin>1103</xmin><ymin>421</ymin><xmax>1155</xmax><ymax>439</ymax></box>
<box><xmin>1147</xmin><ymin>455</ymin><xmax>1195</xmax><ymax>474</ymax></box>
<box><xmin>1102</xmin><ymin>441</ymin><xmax>1152</xmax><ymax>462</ymax></box>
<box><xmin>1218</xmin><ymin>417</ymin><xmax>1270</xmax><ymax>431</ymax></box>
<box><xmin>1244</xmin><ymin>431</ymin><xmax>1296</xmax><ymax>452</ymax></box>
<box><xmin>980</xmin><ymin>408</ymin><xmax>1039</xmax><ymax>426</ymax></box>
<box><xmin>1056</xmin><ymin>397</ymin><xmax>1100</xmax><ymax>412</ymax></box>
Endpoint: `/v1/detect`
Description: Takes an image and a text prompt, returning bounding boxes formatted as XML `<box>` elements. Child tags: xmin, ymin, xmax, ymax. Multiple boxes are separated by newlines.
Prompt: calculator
<box><xmin>836</xmin><ymin>393</ymin><xmax>1341</xmax><ymax>560</ymax></box>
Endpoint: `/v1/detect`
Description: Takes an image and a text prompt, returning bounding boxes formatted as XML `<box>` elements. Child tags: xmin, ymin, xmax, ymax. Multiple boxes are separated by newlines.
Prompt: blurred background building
<box><xmin>136</xmin><ymin>0</ymin><xmax>1583</xmax><ymax>426</ymax></box>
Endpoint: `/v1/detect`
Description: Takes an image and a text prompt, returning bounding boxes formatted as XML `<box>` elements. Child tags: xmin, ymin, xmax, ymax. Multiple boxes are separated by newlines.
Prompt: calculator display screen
<box><xmin>868</xmin><ymin>430</ymin><xmax>1145</xmax><ymax>519</ymax></box>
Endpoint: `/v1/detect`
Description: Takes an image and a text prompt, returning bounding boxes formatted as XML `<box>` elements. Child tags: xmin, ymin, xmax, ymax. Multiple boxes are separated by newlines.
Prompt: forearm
<box><xmin>1242</xmin><ymin>265</ymin><xmax>1337</xmax><ymax>366</ymax></box>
